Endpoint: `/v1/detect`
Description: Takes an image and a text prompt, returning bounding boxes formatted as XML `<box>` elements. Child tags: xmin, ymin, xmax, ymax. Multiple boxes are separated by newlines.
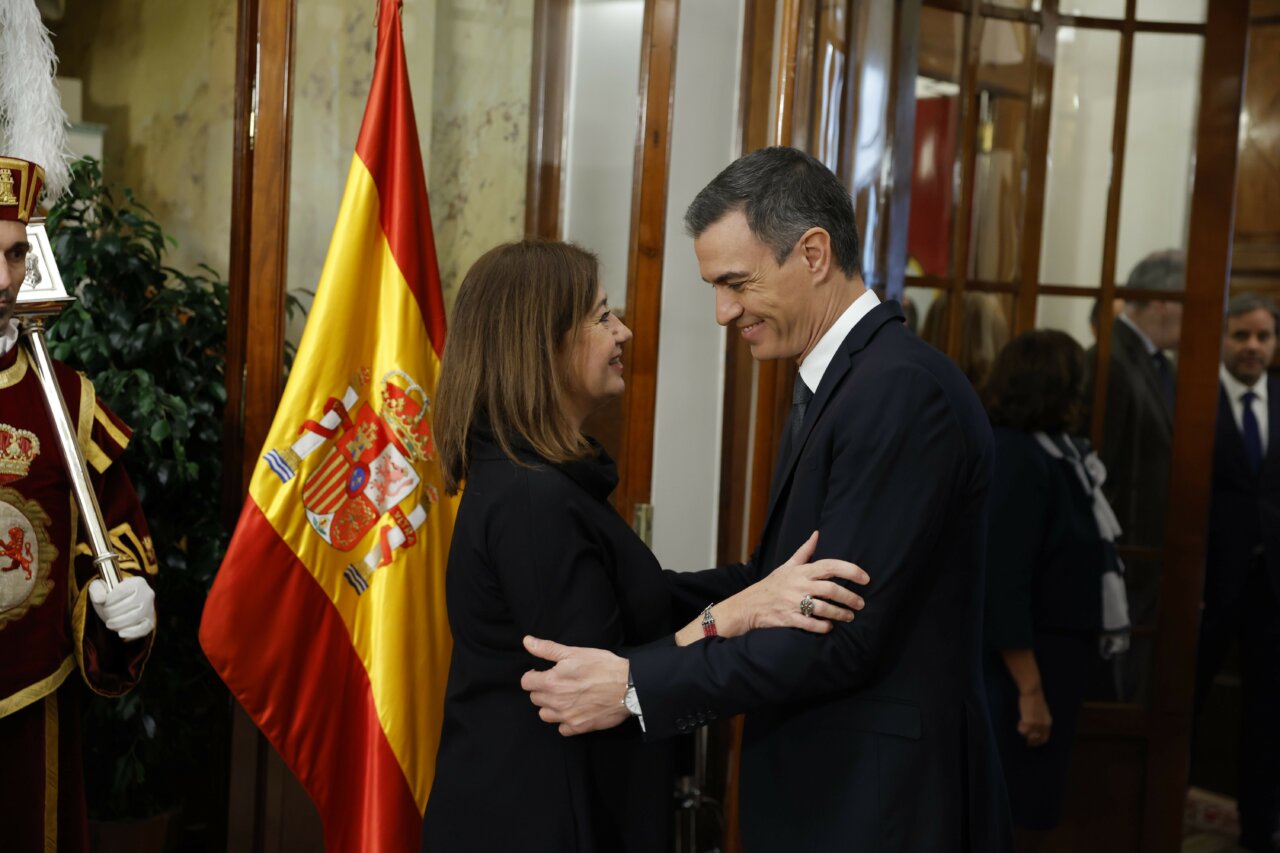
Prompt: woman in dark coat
<box><xmin>982</xmin><ymin>329</ymin><xmax>1128</xmax><ymax>849</ymax></box>
<box><xmin>420</xmin><ymin>241</ymin><xmax>865</xmax><ymax>853</ymax></box>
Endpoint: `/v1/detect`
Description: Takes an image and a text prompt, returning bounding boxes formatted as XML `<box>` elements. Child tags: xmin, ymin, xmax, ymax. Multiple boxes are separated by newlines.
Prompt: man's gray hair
<box><xmin>1226</xmin><ymin>292</ymin><xmax>1279</xmax><ymax>325</ymax></box>
<box><xmin>1125</xmin><ymin>250</ymin><xmax>1185</xmax><ymax>292</ymax></box>
<box><xmin>684</xmin><ymin>147</ymin><xmax>861</xmax><ymax>277</ymax></box>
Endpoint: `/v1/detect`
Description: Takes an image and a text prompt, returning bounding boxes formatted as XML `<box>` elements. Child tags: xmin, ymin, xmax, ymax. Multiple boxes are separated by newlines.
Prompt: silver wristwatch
<box><xmin>623</xmin><ymin>667</ymin><xmax>645</xmax><ymax>732</ymax></box>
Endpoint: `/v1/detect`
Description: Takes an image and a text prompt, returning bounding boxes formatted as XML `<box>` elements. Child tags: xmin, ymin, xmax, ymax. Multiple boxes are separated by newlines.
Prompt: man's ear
<box><xmin>798</xmin><ymin>227</ymin><xmax>833</xmax><ymax>282</ymax></box>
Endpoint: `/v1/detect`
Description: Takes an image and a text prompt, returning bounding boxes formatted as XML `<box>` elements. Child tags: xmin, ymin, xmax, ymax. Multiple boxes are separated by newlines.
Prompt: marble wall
<box><xmin>426</xmin><ymin>0</ymin><xmax>534</xmax><ymax>307</ymax></box>
<box><xmin>51</xmin><ymin>0</ymin><xmax>533</xmax><ymax>336</ymax></box>
<box><xmin>288</xmin><ymin>0</ymin><xmax>534</xmax><ymax>340</ymax></box>
<box><xmin>50</xmin><ymin>0</ymin><xmax>238</xmax><ymax>281</ymax></box>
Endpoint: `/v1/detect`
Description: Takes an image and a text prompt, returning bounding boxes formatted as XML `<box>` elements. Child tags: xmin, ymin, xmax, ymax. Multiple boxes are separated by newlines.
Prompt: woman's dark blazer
<box><xmin>983</xmin><ymin>426</ymin><xmax>1105</xmax><ymax>828</ymax></box>
<box><xmin>421</xmin><ymin>433</ymin><xmax>674</xmax><ymax>853</ymax></box>
<box><xmin>984</xmin><ymin>426</ymin><xmax>1105</xmax><ymax>648</ymax></box>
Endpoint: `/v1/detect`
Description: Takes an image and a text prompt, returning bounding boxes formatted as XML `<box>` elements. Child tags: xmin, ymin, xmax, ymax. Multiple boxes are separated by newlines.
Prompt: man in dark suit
<box><xmin>521</xmin><ymin>147</ymin><xmax>1012</xmax><ymax>851</ymax></box>
<box><xmin>1193</xmin><ymin>293</ymin><xmax>1280</xmax><ymax>852</ymax></box>
<box><xmin>1087</xmin><ymin>251</ymin><xmax>1184</xmax><ymax>702</ymax></box>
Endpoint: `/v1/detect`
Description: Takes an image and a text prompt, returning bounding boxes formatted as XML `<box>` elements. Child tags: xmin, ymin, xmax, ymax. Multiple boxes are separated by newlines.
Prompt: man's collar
<box><xmin>798</xmin><ymin>287</ymin><xmax>880</xmax><ymax>392</ymax></box>
<box><xmin>1221</xmin><ymin>362</ymin><xmax>1268</xmax><ymax>401</ymax></box>
<box><xmin>1117</xmin><ymin>312</ymin><xmax>1159</xmax><ymax>356</ymax></box>
<box><xmin>0</xmin><ymin>321</ymin><xmax>17</xmax><ymax>358</ymax></box>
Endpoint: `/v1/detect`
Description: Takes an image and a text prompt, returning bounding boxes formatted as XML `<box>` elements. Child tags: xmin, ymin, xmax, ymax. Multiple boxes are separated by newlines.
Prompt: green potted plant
<box><xmin>44</xmin><ymin>157</ymin><xmax>232</xmax><ymax>852</ymax></box>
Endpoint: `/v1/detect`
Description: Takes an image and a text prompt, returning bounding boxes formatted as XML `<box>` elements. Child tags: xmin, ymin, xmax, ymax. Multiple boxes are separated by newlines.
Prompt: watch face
<box><xmin>624</xmin><ymin>687</ymin><xmax>642</xmax><ymax>716</ymax></box>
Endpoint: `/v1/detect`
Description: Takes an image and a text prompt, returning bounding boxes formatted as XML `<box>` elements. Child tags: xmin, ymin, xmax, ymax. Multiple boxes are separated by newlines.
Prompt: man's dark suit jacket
<box><xmin>629</xmin><ymin>301</ymin><xmax>1012</xmax><ymax>852</ymax></box>
<box><xmin>1195</xmin><ymin>375</ymin><xmax>1280</xmax><ymax>848</ymax></box>
<box><xmin>1203</xmin><ymin>374</ymin><xmax>1280</xmax><ymax>612</ymax></box>
<box><xmin>1092</xmin><ymin>319</ymin><xmax>1173</xmax><ymax>550</ymax></box>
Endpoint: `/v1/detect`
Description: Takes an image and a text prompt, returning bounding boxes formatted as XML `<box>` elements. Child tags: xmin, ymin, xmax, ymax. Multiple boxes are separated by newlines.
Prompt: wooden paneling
<box><xmin>1051</xmin><ymin>739</ymin><xmax>1147</xmax><ymax>851</ymax></box>
<box><xmin>1141</xmin><ymin>3</ymin><xmax>1250</xmax><ymax>851</ymax></box>
<box><xmin>615</xmin><ymin>0</ymin><xmax>680</xmax><ymax>520</ymax></box>
<box><xmin>221</xmin><ymin>0</ymin><xmax>257</xmax><ymax>524</ymax></box>
<box><xmin>1232</xmin><ymin>23</ymin><xmax>1280</xmax><ymax>247</ymax></box>
<box><xmin>718</xmin><ymin>0</ymin><xmax>779</xmax><ymax>570</ymax></box>
<box><xmin>525</xmin><ymin>0</ymin><xmax>570</xmax><ymax>241</ymax></box>
<box><xmin>223</xmin><ymin>0</ymin><xmax>324</xmax><ymax>851</ymax></box>
<box><xmin>1015</xmin><ymin>6</ymin><xmax>1057</xmax><ymax>332</ymax></box>
<box><xmin>885</xmin><ymin>0</ymin><xmax>924</xmax><ymax>298</ymax></box>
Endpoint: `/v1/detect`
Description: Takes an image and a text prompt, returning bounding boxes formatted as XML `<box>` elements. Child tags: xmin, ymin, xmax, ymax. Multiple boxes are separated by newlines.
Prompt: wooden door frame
<box><xmin>1142</xmin><ymin>2</ymin><xmax>1249</xmax><ymax>848</ymax></box>
<box><xmin>222</xmin><ymin>0</ymin><xmax>324</xmax><ymax>850</ymax></box>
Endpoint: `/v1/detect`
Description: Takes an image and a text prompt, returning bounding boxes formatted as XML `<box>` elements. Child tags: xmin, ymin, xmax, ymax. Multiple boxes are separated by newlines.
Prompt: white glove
<box><xmin>88</xmin><ymin>575</ymin><xmax>156</xmax><ymax>642</ymax></box>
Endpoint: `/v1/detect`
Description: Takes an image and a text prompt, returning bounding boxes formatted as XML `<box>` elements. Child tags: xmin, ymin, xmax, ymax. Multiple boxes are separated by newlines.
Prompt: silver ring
<box><xmin>800</xmin><ymin>595</ymin><xmax>815</xmax><ymax>617</ymax></box>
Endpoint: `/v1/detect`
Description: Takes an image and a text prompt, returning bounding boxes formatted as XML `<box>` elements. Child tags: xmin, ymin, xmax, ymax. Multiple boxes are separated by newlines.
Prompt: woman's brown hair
<box><xmin>920</xmin><ymin>292</ymin><xmax>1010</xmax><ymax>391</ymax></box>
<box><xmin>984</xmin><ymin>329</ymin><xmax>1087</xmax><ymax>434</ymax></box>
<box><xmin>434</xmin><ymin>240</ymin><xmax>599</xmax><ymax>494</ymax></box>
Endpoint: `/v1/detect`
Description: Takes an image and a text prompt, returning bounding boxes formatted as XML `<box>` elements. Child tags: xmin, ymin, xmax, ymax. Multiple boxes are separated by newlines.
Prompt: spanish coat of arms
<box><xmin>264</xmin><ymin>369</ymin><xmax>439</xmax><ymax>595</ymax></box>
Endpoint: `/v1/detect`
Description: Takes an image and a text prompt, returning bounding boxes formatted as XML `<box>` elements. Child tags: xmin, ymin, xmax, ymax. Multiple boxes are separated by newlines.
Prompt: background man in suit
<box><xmin>1087</xmin><ymin>250</ymin><xmax>1184</xmax><ymax>702</ymax></box>
<box><xmin>521</xmin><ymin>147</ymin><xmax>1012</xmax><ymax>851</ymax></box>
<box><xmin>1194</xmin><ymin>293</ymin><xmax>1280</xmax><ymax>852</ymax></box>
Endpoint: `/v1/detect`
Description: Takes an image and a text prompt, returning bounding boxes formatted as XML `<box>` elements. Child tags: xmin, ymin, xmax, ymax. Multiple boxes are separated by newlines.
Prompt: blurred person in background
<box><xmin>982</xmin><ymin>329</ymin><xmax>1129</xmax><ymax>851</ymax></box>
<box><xmin>1194</xmin><ymin>293</ymin><xmax>1280</xmax><ymax>852</ymax></box>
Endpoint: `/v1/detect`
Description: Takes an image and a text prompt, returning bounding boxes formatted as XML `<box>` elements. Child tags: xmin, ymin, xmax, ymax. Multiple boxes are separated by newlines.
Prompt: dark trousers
<box><xmin>1194</xmin><ymin>557</ymin><xmax>1280</xmax><ymax>851</ymax></box>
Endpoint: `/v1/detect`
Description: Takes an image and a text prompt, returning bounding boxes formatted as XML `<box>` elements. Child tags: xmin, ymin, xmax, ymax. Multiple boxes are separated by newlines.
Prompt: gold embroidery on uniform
<box><xmin>112</xmin><ymin>524</ymin><xmax>153</xmax><ymax>575</ymax></box>
<box><xmin>0</xmin><ymin>167</ymin><xmax>18</xmax><ymax>206</ymax></box>
<box><xmin>93</xmin><ymin>404</ymin><xmax>131</xmax><ymax>453</ymax></box>
<box><xmin>84</xmin><ymin>436</ymin><xmax>112</xmax><ymax>474</ymax></box>
<box><xmin>77</xmin><ymin>374</ymin><xmax>94</xmax><ymax>447</ymax></box>
<box><xmin>0</xmin><ymin>655</ymin><xmax>73</xmax><ymax>718</ymax></box>
<box><xmin>0</xmin><ymin>347</ymin><xmax>29</xmax><ymax>390</ymax></box>
<box><xmin>66</xmin><ymin>493</ymin><xmax>79</xmax><ymax>607</ymax></box>
<box><xmin>74</xmin><ymin>523</ymin><xmax>153</xmax><ymax>575</ymax></box>
<box><xmin>44</xmin><ymin>691</ymin><xmax>58</xmax><ymax>853</ymax></box>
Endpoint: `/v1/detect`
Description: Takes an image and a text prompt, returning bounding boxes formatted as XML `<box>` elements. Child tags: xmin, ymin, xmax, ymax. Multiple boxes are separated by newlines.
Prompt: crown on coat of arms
<box><xmin>0</xmin><ymin>425</ymin><xmax>40</xmax><ymax>483</ymax></box>
<box><xmin>380</xmin><ymin>371</ymin><xmax>434</xmax><ymax>463</ymax></box>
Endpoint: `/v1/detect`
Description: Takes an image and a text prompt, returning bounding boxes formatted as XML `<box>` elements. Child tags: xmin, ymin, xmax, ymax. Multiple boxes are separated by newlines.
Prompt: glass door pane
<box><xmin>1135</xmin><ymin>0</ymin><xmax>1206</xmax><ymax>23</ymax></box>
<box><xmin>1039</xmin><ymin>27</ymin><xmax>1122</xmax><ymax>287</ymax></box>
<box><xmin>1060</xmin><ymin>0</ymin><xmax>1124</xmax><ymax>17</ymax></box>
<box><xmin>1114</xmin><ymin>34</ymin><xmax>1203</xmax><ymax>282</ymax></box>
<box><xmin>908</xmin><ymin>7</ymin><xmax>965</xmax><ymax>279</ymax></box>
<box><xmin>968</xmin><ymin>18</ymin><xmax>1037</xmax><ymax>283</ymax></box>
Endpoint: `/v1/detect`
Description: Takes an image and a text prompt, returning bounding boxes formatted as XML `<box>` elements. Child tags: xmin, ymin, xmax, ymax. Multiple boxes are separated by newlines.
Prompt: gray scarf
<box><xmin>1033</xmin><ymin>432</ymin><xmax>1131</xmax><ymax>659</ymax></box>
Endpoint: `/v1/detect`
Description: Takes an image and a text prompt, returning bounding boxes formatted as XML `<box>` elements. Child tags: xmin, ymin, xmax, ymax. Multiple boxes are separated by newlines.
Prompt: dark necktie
<box><xmin>1152</xmin><ymin>350</ymin><xmax>1174</xmax><ymax>415</ymax></box>
<box><xmin>1241</xmin><ymin>390</ymin><xmax>1263</xmax><ymax>474</ymax></box>
<box><xmin>790</xmin><ymin>373</ymin><xmax>814</xmax><ymax>447</ymax></box>
<box><xmin>768</xmin><ymin>373</ymin><xmax>816</xmax><ymax>506</ymax></box>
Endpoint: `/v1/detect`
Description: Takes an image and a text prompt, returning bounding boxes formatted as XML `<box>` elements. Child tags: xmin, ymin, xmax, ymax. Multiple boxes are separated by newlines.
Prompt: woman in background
<box><xmin>921</xmin><ymin>291</ymin><xmax>1010</xmax><ymax>390</ymax></box>
<box><xmin>982</xmin><ymin>329</ymin><xmax>1128</xmax><ymax>850</ymax></box>
<box><xmin>421</xmin><ymin>241</ymin><xmax>867</xmax><ymax>853</ymax></box>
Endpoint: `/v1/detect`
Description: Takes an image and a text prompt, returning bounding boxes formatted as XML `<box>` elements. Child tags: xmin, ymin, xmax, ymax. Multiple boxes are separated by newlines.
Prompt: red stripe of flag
<box><xmin>199</xmin><ymin>502</ymin><xmax>419</xmax><ymax>852</ymax></box>
<box><xmin>355</xmin><ymin>0</ymin><xmax>447</xmax><ymax>357</ymax></box>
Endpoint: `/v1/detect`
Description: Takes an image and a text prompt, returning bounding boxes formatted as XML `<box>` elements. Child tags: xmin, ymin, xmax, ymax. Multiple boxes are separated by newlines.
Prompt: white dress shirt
<box><xmin>1220</xmin><ymin>363</ymin><xmax>1269</xmax><ymax>457</ymax></box>
<box><xmin>797</xmin><ymin>287</ymin><xmax>881</xmax><ymax>394</ymax></box>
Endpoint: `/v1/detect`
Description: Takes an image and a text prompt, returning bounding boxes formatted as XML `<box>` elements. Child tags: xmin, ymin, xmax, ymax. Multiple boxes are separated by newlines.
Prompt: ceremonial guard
<box><xmin>0</xmin><ymin>155</ymin><xmax>159</xmax><ymax>852</ymax></box>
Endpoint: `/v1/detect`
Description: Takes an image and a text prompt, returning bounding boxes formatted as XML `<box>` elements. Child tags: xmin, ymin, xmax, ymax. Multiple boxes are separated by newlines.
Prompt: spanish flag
<box><xmin>199</xmin><ymin>1</ymin><xmax>455</xmax><ymax>849</ymax></box>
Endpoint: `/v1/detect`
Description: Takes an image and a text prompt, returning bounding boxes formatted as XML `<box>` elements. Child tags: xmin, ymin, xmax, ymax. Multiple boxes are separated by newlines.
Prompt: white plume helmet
<box><xmin>0</xmin><ymin>0</ymin><xmax>71</xmax><ymax>203</ymax></box>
